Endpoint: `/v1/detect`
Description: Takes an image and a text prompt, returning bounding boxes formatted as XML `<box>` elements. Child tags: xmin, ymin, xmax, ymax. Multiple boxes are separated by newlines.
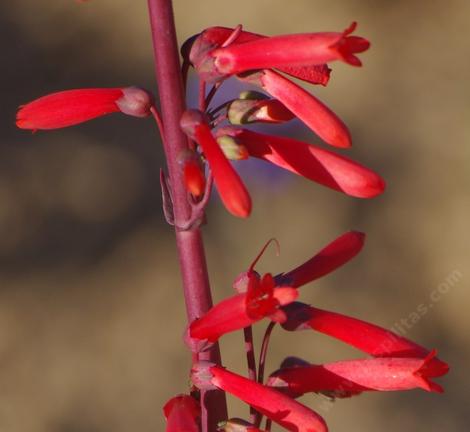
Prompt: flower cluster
<box><xmin>16</xmin><ymin>15</ymin><xmax>448</xmax><ymax>432</ymax></box>
<box><xmin>184</xmin><ymin>232</ymin><xmax>448</xmax><ymax>431</ymax></box>
<box><xmin>179</xmin><ymin>23</ymin><xmax>385</xmax><ymax>217</ymax></box>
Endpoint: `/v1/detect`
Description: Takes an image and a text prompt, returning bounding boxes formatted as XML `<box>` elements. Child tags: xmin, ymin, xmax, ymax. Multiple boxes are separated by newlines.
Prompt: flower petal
<box><xmin>215</xmin><ymin>127</ymin><xmax>385</xmax><ymax>197</ymax></box>
<box><xmin>17</xmin><ymin>87</ymin><xmax>152</xmax><ymax>130</ymax></box>
<box><xmin>181</xmin><ymin>110</ymin><xmax>251</xmax><ymax>217</ymax></box>
<box><xmin>198</xmin><ymin>364</ymin><xmax>328</xmax><ymax>432</ymax></box>
<box><xmin>278</xmin><ymin>231</ymin><xmax>365</xmax><ymax>287</ymax></box>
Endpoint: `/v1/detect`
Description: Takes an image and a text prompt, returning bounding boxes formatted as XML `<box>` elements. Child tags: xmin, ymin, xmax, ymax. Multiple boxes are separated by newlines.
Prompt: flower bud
<box><xmin>216</xmin><ymin>135</ymin><xmax>249</xmax><ymax>160</ymax></box>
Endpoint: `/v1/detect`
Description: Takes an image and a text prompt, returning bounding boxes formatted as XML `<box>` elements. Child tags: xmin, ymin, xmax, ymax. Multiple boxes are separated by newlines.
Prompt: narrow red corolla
<box><xmin>239</xmin><ymin>69</ymin><xmax>351</xmax><ymax>148</ymax></box>
<box><xmin>187</xmin><ymin>272</ymin><xmax>297</xmax><ymax>352</ymax></box>
<box><xmin>216</xmin><ymin>127</ymin><xmax>385</xmax><ymax>198</ymax></box>
<box><xmin>192</xmin><ymin>362</ymin><xmax>328</xmax><ymax>432</ymax></box>
<box><xmin>163</xmin><ymin>394</ymin><xmax>200</xmax><ymax>432</ymax></box>
<box><xmin>281</xmin><ymin>302</ymin><xmax>449</xmax><ymax>376</ymax></box>
<box><xmin>187</xmin><ymin>26</ymin><xmax>331</xmax><ymax>85</ymax></box>
<box><xmin>210</xmin><ymin>22</ymin><xmax>369</xmax><ymax>76</ymax></box>
<box><xmin>180</xmin><ymin>109</ymin><xmax>251</xmax><ymax>217</ymax></box>
<box><xmin>268</xmin><ymin>351</ymin><xmax>448</xmax><ymax>398</ymax></box>
<box><xmin>277</xmin><ymin>231</ymin><xmax>365</xmax><ymax>288</ymax></box>
<box><xmin>16</xmin><ymin>87</ymin><xmax>152</xmax><ymax>130</ymax></box>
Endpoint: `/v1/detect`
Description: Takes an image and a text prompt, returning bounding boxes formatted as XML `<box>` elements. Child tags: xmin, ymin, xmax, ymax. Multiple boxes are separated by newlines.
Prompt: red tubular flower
<box><xmin>210</xmin><ymin>22</ymin><xmax>369</xmax><ymax>76</ymax></box>
<box><xmin>215</xmin><ymin>127</ymin><xmax>385</xmax><ymax>198</ymax></box>
<box><xmin>187</xmin><ymin>26</ymin><xmax>331</xmax><ymax>85</ymax></box>
<box><xmin>268</xmin><ymin>350</ymin><xmax>447</xmax><ymax>398</ymax></box>
<box><xmin>277</xmin><ymin>231</ymin><xmax>365</xmax><ymax>287</ymax></box>
<box><xmin>16</xmin><ymin>87</ymin><xmax>152</xmax><ymax>130</ymax></box>
<box><xmin>180</xmin><ymin>110</ymin><xmax>251</xmax><ymax>218</ymax></box>
<box><xmin>192</xmin><ymin>362</ymin><xmax>328</xmax><ymax>432</ymax></box>
<box><xmin>187</xmin><ymin>273</ymin><xmax>297</xmax><ymax>352</ymax></box>
<box><xmin>163</xmin><ymin>394</ymin><xmax>200</xmax><ymax>432</ymax></box>
<box><xmin>281</xmin><ymin>302</ymin><xmax>449</xmax><ymax>377</ymax></box>
<box><xmin>239</xmin><ymin>69</ymin><xmax>351</xmax><ymax>148</ymax></box>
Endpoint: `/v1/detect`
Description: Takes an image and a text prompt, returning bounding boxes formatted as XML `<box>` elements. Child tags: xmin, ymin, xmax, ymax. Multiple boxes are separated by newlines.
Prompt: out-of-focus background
<box><xmin>0</xmin><ymin>0</ymin><xmax>468</xmax><ymax>430</ymax></box>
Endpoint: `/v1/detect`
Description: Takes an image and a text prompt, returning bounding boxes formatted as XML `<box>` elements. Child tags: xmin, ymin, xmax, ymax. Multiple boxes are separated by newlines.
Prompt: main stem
<box><xmin>147</xmin><ymin>0</ymin><xmax>227</xmax><ymax>430</ymax></box>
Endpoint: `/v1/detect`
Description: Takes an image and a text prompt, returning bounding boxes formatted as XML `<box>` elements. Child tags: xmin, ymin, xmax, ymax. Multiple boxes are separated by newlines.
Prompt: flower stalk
<box><xmin>146</xmin><ymin>0</ymin><xmax>227</xmax><ymax>429</ymax></box>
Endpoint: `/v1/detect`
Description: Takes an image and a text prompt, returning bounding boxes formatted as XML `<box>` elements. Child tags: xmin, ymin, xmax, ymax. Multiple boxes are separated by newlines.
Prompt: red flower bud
<box><xmin>163</xmin><ymin>394</ymin><xmax>200</xmax><ymax>432</ymax></box>
<box><xmin>227</xmin><ymin>91</ymin><xmax>294</xmax><ymax>125</ymax></box>
<box><xmin>239</xmin><ymin>69</ymin><xmax>351</xmax><ymax>148</ymax></box>
<box><xmin>16</xmin><ymin>87</ymin><xmax>152</xmax><ymax>130</ymax></box>
<box><xmin>180</xmin><ymin>110</ymin><xmax>251</xmax><ymax>217</ymax></box>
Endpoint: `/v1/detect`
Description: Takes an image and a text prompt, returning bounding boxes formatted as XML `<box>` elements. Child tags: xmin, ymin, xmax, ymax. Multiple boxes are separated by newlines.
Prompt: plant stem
<box><xmin>147</xmin><ymin>0</ymin><xmax>227</xmax><ymax>430</ymax></box>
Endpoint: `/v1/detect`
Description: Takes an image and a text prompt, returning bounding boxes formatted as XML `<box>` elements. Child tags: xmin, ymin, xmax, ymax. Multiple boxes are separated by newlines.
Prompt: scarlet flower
<box><xmin>238</xmin><ymin>69</ymin><xmax>351</xmax><ymax>148</ymax></box>
<box><xmin>210</xmin><ymin>22</ymin><xmax>369</xmax><ymax>77</ymax></box>
<box><xmin>187</xmin><ymin>272</ymin><xmax>297</xmax><ymax>352</ymax></box>
<box><xmin>163</xmin><ymin>394</ymin><xmax>200</xmax><ymax>432</ymax></box>
<box><xmin>268</xmin><ymin>350</ymin><xmax>447</xmax><ymax>398</ymax></box>
<box><xmin>277</xmin><ymin>231</ymin><xmax>366</xmax><ymax>288</ymax></box>
<box><xmin>180</xmin><ymin>109</ymin><xmax>251</xmax><ymax>217</ymax></box>
<box><xmin>16</xmin><ymin>87</ymin><xmax>153</xmax><ymax>130</ymax></box>
<box><xmin>215</xmin><ymin>127</ymin><xmax>385</xmax><ymax>198</ymax></box>
<box><xmin>192</xmin><ymin>362</ymin><xmax>328</xmax><ymax>432</ymax></box>
<box><xmin>187</xmin><ymin>26</ymin><xmax>331</xmax><ymax>85</ymax></box>
<box><xmin>280</xmin><ymin>302</ymin><xmax>449</xmax><ymax>376</ymax></box>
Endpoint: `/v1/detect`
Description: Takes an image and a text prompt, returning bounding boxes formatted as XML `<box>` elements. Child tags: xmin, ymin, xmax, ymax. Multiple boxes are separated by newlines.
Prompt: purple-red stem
<box><xmin>146</xmin><ymin>0</ymin><xmax>227</xmax><ymax>430</ymax></box>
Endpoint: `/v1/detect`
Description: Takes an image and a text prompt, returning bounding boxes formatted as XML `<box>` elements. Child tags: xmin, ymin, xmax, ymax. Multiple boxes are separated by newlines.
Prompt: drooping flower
<box><xmin>180</xmin><ymin>109</ymin><xmax>251</xmax><ymax>217</ymax></box>
<box><xmin>192</xmin><ymin>362</ymin><xmax>328</xmax><ymax>432</ymax></box>
<box><xmin>237</xmin><ymin>69</ymin><xmax>351</xmax><ymax>148</ymax></box>
<box><xmin>268</xmin><ymin>350</ymin><xmax>447</xmax><ymax>398</ymax></box>
<box><xmin>186</xmin><ymin>26</ymin><xmax>331</xmax><ymax>85</ymax></box>
<box><xmin>16</xmin><ymin>87</ymin><xmax>153</xmax><ymax>130</ymax></box>
<box><xmin>210</xmin><ymin>22</ymin><xmax>369</xmax><ymax>78</ymax></box>
<box><xmin>186</xmin><ymin>272</ymin><xmax>297</xmax><ymax>352</ymax></box>
<box><xmin>216</xmin><ymin>127</ymin><xmax>385</xmax><ymax>198</ymax></box>
<box><xmin>163</xmin><ymin>394</ymin><xmax>200</xmax><ymax>432</ymax></box>
<box><xmin>276</xmin><ymin>231</ymin><xmax>366</xmax><ymax>287</ymax></box>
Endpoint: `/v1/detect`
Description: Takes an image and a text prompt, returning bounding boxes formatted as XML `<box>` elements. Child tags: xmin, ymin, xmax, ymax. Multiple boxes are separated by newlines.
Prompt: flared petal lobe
<box><xmin>216</xmin><ymin>127</ymin><xmax>385</xmax><ymax>198</ymax></box>
<box><xmin>210</xmin><ymin>22</ymin><xmax>369</xmax><ymax>76</ymax></box>
<box><xmin>269</xmin><ymin>351</ymin><xmax>446</xmax><ymax>397</ymax></box>
<box><xmin>193</xmin><ymin>363</ymin><xmax>328</xmax><ymax>432</ymax></box>
<box><xmin>16</xmin><ymin>87</ymin><xmax>152</xmax><ymax>130</ymax></box>
<box><xmin>180</xmin><ymin>110</ymin><xmax>251</xmax><ymax>217</ymax></box>
<box><xmin>187</xmin><ymin>280</ymin><xmax>297</xmax><ymax>351</ymax></box>
<box><xmin>278</xmin><ymin>231</ymin><xmax>365</xmax><ymax>287</ymax></box>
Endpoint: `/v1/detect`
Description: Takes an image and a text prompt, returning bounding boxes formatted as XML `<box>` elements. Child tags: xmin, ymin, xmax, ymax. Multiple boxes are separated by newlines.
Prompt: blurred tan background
<box><xmin>0</xmin><ymin>0</ymin><xmax>468</xmax><ymax>431</ymax></box>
